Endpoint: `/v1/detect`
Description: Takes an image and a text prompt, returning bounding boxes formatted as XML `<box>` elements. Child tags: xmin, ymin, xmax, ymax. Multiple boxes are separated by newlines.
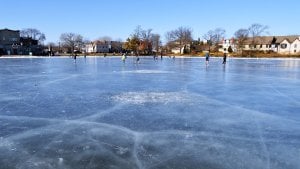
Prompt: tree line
<box><xmin>21</xmin><ymin>23</ymin><xmax>269</xmax><ymax>55</ymax></box>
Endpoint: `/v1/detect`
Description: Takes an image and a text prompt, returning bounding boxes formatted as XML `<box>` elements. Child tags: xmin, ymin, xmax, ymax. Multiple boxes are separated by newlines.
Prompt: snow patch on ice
<box><xmin>121</xmin><ymin>70</ymin><xmax>174</xmax><ymax>74</ymax></box>
<box><xmin>0</xmin><ymin>138</ymin><xmax>14</xmax><ymax>149</ymax></box>
<box><xmin>0</xmin><ymin>96</ymin><xmax>20</xmax><ymax>101</ymax></box>
<box><xmin>112</xmin><ymin>92</ymin><xmax>190</xmax><ymax>104</ymax></box>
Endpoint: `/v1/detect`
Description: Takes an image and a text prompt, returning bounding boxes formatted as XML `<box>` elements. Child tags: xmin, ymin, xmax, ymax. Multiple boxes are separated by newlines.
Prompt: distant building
<box><xmin>20</xmin><ymin>37</ymin><xmax>38</xmax><ymax>46</ymax></box>
<box><xmin>171</xmin><ymin>47</ymin><xmax>183</xmax><ymax>54</ymax></box>
<box><xmin>85</xmin><ymin>41</ymin><xmax>123</xmax><ymax>54</ymax></box>
<box><xmin>0</xmin><ymin>28</ymin><xmax>44</xmax><ymax>55</ymax></box>
<box><xmin>86</xmin><ymin>41</ymin><xmax>110</xmax><ymax>53</ymax></box>
<box><xmin>169</xmin><ymin>40</ymin><xmax>191</xmax><ymax>54</ymax></box>
<box><xmin>277</xmin><ymin>36</ymin><xmax>300</xmax><ymax>54</ymax></box>
<box><xmin>110</xmin><ymin>41</ymin><xmax>123</xmax><ymax>53</ymax></box>
<box><xmin>242</xmin><ymin>35</ymin><xmax>300</xmax><ymax>54</ymax></box>
<box><xmin>19</xmin><ymin>37</ymin><xmax>43</xmax><ymax>55</ymax></box>
<box><xmin>0</xmin><ymin>28</ymin><xmax>20</xmax><ymax>55</ymax></box>
<box><xmin>219</xmin><ymin>38</ymin><xmax>236</xmax><ymax>53</ymax></box>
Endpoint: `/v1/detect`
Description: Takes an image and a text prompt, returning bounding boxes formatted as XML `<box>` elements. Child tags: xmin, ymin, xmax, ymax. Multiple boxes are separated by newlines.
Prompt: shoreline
<box><xmin>1</xmin><ymin>55</ymin><xmax>300</xmax><ymax>60</ymax></box>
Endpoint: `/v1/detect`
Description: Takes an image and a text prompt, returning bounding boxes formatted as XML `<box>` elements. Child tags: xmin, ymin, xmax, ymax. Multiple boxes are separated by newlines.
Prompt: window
<box><xmin>281</xmin><ymin>44</ymin><xmax>287</xmax><ymax>49</ymax></box>
<box><xmin>260</xmin><ymin>44</ymin><xmax>263</xmax><ymax>48</ymax></box>
<box><xmin>294</xmin><ymin>44</ymin><xmax>297</xmax><ymax>48</ymax></box>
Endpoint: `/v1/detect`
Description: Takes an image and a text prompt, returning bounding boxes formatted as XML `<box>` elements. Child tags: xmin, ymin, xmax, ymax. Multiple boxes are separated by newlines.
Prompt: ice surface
<box><xmin>0</xmin><ymin>56</ymin><xmax>300</xmax><ymax>169</ymax></box>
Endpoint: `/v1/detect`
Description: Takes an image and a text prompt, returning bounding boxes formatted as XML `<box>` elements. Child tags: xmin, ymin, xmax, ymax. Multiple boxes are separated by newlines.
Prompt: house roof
<box><xmin>276</xmin><ymin>35</ymin><xmax>300</xmax><ymax>43</ymax></box>
<box><xmin>0</xmin><ymin>28</ymin><xmax>20</xmax><ymax>32</ymax></box>
<box><xmin>91</xmin><ymin>40</ymin><xmax>123</xmax><ymax>45</ymax></box>
<box><xmin>92</xmin><ymin>40</ymin><xmax>110</xmax><ymax>45</ymax></box>
<box><xmin>244</xmin><ymin>35</ymin><xmax>300</xmax><ymax>44</ymax></box>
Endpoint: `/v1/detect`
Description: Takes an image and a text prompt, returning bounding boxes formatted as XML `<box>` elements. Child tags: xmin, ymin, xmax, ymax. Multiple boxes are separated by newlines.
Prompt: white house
<box><xmin>219</xmin><ymin>38</ymin><xmax>236</xmax><ymax>53</ymax></box>
<box><xmin>241</xmin><ymin>35</ymin><xmax>300</xmax><ymax>54</ymax></box>
<box><xmin>85</xmin><ymin>41</ymin><xmax>123</xmax><ymax>54</ymax></box>
<box><xmin>278</xmin><ymin>39</ymin><xmax>292</xmax><ymax>54</ymax></box>
<box><xmin>291</xmin><ymin>38</ymin><xmax>300</xmax><ymax>54</ymax></box>
<box><xmin>169</xmin><ymin>40</ymin><xmax>191</xmax><ymax>54</ymax></box>
<box><xmin>171</xmin><ymin>47</ymin><xmax>184</xmax><ymax>54</ymax></box>
<box><xmin>85</xmin><ymin>41</ymin><xmax>110</xmax><ymax>53</ymax></box>
<box><xmin>278</xmin><ymin>36</ymin><xmax>300</xmax><ymax>54</ymax></box>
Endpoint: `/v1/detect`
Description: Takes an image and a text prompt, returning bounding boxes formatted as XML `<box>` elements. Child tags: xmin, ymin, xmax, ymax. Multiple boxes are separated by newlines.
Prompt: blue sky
<box><xmin>1</xmin><ymin>0</ymin><xmax>299</xmax><ymax>43</ymax></box>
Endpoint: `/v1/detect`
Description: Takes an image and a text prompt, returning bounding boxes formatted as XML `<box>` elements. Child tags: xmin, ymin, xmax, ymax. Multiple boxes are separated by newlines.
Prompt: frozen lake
<box><xmin>0</xmin><ymin>56</ymin><xmax>300</xmax><ymax>169</ymax></box>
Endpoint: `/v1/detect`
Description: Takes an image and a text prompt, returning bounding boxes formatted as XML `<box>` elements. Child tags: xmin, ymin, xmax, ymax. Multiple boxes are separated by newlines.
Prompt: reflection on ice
<box><xmin>0</xmin><ymin>57</ymin><xmax>300</xmax><ymax>169</ymax></box>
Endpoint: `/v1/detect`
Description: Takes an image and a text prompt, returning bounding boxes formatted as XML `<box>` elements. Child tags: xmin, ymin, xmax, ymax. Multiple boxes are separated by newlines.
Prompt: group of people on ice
<box><xmin>72</xmin><ymin>51</ymin><xmax>228</xmax><ymax>65</ymax></box>
<box><xmin>205</xmin><ymin>50</ymin><xmax>227</xmax><ymax>66</ymax></box>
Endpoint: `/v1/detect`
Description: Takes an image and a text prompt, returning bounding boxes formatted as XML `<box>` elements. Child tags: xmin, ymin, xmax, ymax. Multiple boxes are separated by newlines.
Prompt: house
<box><xmin>110</xmin><ymin>41</ymin><xmax>123</xmax><ymax>53</ymax></box>
<box><xmin>171</xmin><ymin>47</ymin><xmax>183</xmax><ymax>54</ymax></box>
<box><xmin>169</xmin><ymin>42</ymin><xmax>191</xmax><ymax>54</ymax></box>
<box><xmin>218</xmin><ymin>38</ymin><xmax>236</xmax><ymax>53</ymax></box>
<box><xmin>0</xmin><ymin>28</ymin><xmax>20</xmax><ymax>55</ymax></box>
<box><xmin>0</xmin><ymin>28</ymin><xmax>44</xmax><ymax>55</ymax></box>
<box><xmin>19</xmin><ymin>37</ymin><xmax>43</xmax><ymax>55</ymax></box>
<box><xmin>243</xmin><ymin>36</ymin><xmax>274</xmax><ymax>52</ymax></box>
<box><xmin>241</xmin><ymin>35</ymin><xmax>300</xmax><ymax>54</ymax></box>
<box><xmin>85</xmin><ymin>41</ymin><xmax>109</xmax><ymax>53</ymax></box>
<box><xmin>291</xmin><ymin>38</ymin><xmax>300</xmax><ymax>54</ymax></box>
<box><xmin>85</xmin><ymin>40</ymin><xmax>123</xmax><ymax>53</ymax></box>
<box><xmin>278</xmin><ymin>36</ymin><xmax>300</xmax><ymax>54</ymax></box>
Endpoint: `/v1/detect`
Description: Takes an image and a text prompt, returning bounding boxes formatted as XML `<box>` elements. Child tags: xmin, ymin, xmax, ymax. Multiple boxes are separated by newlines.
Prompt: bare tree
<box><xmin>131</xmin><ymin>25</ymin><xmax>144</xmax><ymax>39</ymax></box>
<box><xmin>165</xmin><ymin>26</ymin><xmax>193</xmax><ymax>54</ymax></box>
<box><xmin>134</xmin><ymin>26</ymin><xmax>153</xmax><ymax>52</ymax></box>
<box><xmin>203</xmin><ymin>30</ymin><xmax>215</xmax><ymax>46</ymax></box>
<box><xmin>60</xmin><ymin>33</ymin><xmax>83</xmax><ymax>54</ymax></box>
<box><xmin>125</xmin><ymin>25</ymin><xmax>158</xmax><ymax>55</ymax></box>
<box><xmin>203</xmin><ymin>28</ymin><xmax>225</xmax><ymax>45</ymax></box>
<box><xmin>20</xmin><ymin>28</ymin><xmax>46</xmax><ymax>44</ymax></box>
<box><xmin>203</xmin><ymin>28</ymin><xmax>226</xmax><ymax>51</ymax></box>
<box><xmin>234</xmin><ymin>28</ymin><xmax>249</xmax><ymax>53</ymax></box>
<box><xmin>140</xmin><ymin>28</ymin><xmax>154</xmax><ymax>54</ymax></box>
<box><xmin>142</xmin><ymin>29</ymin><xmax>153</xmax><ymax>40</ymax></box>
<box><xmin>151</xmin><ymin>34</ymin><xmax>161</xmax><ymax>53</ymax></box>
<box><xmin>213</xmin><ymin>28</ymin><xmax>226</xmax><ymax>44</ymax></box>
<box><xmin>248</xmin><ymin>23</ymin><xmax>269</xmax><ymax>49</ymax></box>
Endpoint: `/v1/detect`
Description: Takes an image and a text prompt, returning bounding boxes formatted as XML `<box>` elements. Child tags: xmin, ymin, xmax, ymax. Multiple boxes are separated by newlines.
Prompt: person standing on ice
<box><xmin>222</xmin><ymin>49</ymin><xmax>227</xmax><ymax>64</ymax></box>
<box><xmin>73</xmin><ymin>53</ymin><xmax>77</xmax><ymax>63</ymax></box>
<box><xmin>205</xmin><ymin>51</ymin><xmax>210</xmax><ymax>65</ymax></box>
<box><xmin>135</xmin><ymin>55</ymin><xmax>140</xmax><ymax>64</ymax></box>
<box><xmin>122</xmin><ymin>53</ymin><xmax>127</xmax><ymax>63</ymax></box>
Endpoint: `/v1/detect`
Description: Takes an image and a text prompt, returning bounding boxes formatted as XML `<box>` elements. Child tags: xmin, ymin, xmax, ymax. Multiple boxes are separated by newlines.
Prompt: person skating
<box><xmin>73</xmin><ymin>53</ymin><xmax>77</xmax><ymax>63</ymax></box>
<box><xmin>136</xmin><ymin>56</ymin><xmax>140</xmax><ymax>64</ymax></box>
<box><xmin>222</xmin><ymin>53</ymin><xmax>227</xmax><ymax>64</ymax></box>
<box><xmin>122</xmin><ymin>53</ymin><xmax>126</xmax><ymax>63</ymax></box>
<box><xmin>205</xmin><ymin>51</ymin><xmax>210</xmax><ymax>65</ymax></box>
